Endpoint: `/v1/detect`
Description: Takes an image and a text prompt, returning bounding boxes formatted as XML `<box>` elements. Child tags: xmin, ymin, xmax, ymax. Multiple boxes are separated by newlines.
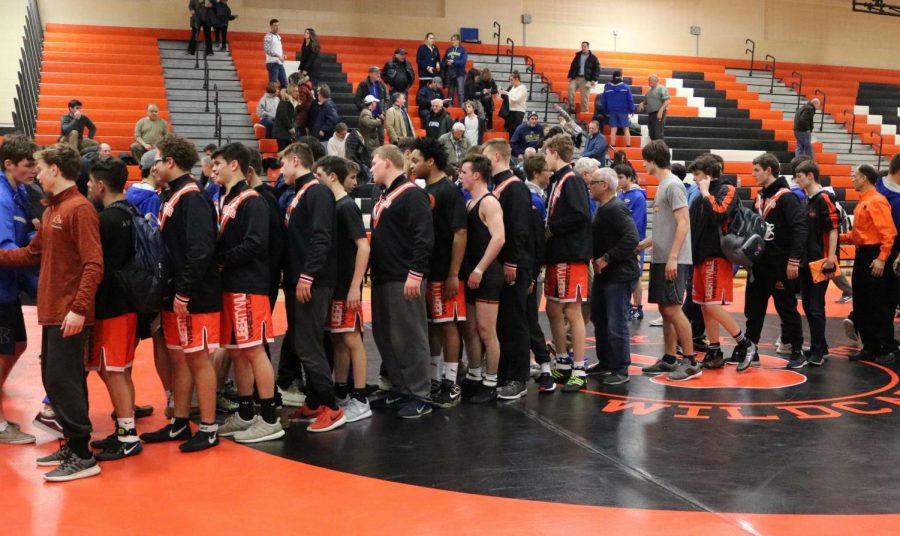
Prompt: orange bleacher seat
<box><xmin>259</xmin><ymin>139</ymin><xmax>279</xmax><ymax>155</ymax></box>
<box><xmin>254</xmin><ymin>125</ymin><xmax>266</xmax><ymax>140</ymax></box>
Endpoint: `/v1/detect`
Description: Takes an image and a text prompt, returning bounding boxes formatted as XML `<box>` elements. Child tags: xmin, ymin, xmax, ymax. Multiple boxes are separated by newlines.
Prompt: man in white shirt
<box><xmin>263</xmin><ymin>19</ymin><xmax>287</xmax><ymax>89</ymax></box>
<box><xmin>327</xmin><ymin>123</ymin><xmax>349</xmax><ymax>158</ymax></box>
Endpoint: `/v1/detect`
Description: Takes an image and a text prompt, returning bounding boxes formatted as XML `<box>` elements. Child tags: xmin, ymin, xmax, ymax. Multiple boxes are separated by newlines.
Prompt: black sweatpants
<box><xmin>188</xmin><ymin>24</ymin><xmax>213</xmax><ymax>55</ymax></box>
<box><xmin>277</xmin><ymin>289</ymin><xmax>303</xmax><ymax>389</ymax></box>
<box><xmin>371</xmin><ymin>282</ymin><xmax>430</xmax><ymax>399</ymax></box>
<box><xmin>289</xmin><ymin>286</ymin><xmax>336</xmax><ymax>409</ymax></box>
<box><xmin>799</xmin><ymin>267</ymin><xmax>829</xmax><ymax>355</ymax></box>
<box><xmin>744</xmin><ymin>261</ymin><xmax>803</xmax><ymax>350</ymax></box>
<box><xmin>526</xmin><ymin>283</ymin><xmax>550</xmax><ymax>364</ymax></box>
<box><xmin>41</xmin><ymin>325</ymin><xmax>92</xmax><ymax>440</ymax></box>
<box><xmin>497</xmin><ymin>271</ymin><xmax>531</xmax><ymax>384</ymax></box>
<box><xmin>852</xmin><ymin>245</ymin><xmax>895</xmax><ymax>355</ymax></box>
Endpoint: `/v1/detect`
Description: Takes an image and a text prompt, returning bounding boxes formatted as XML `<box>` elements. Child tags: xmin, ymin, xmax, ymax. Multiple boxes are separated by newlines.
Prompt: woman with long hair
<box><xmin>475</xmin><ymin>68</ymin><xmax>498</xmax><ymax>130</ymax></box>
<box><xmin>274</xmin><ymin>86</ymin><xmax>299</xmax><ymax>150</ymax></box>
<box><xmin>500</xmin><ymin>70</ymin><xmax>527</xmax><ymax>136</ymax></box>
<box><xmin>299</xmin><ymin>28</ymin><xmax>321</xmax><ymax>87</ymax></box>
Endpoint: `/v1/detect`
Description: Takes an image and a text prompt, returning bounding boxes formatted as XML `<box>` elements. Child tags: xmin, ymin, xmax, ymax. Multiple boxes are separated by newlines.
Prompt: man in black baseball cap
<box><xmin>382</xmin><ymin>48</ymin><xmax>415</xmax><ymax>99</ymax></box>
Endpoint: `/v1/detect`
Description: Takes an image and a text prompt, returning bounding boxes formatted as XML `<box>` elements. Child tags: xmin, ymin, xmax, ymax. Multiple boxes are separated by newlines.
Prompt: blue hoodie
<box><xmin>0</xmin><ymin>172</ymin><xmax>34</xmax><ymax>303</ymax></box>
<box><xmin>617</xmin><ymin>185</ymin><xmax>647</xmax><ymax>239</ymax></box>
<box><xmin>601</xmin><ymin>82</ymin><xmax>635</xmax><ymax>114</ymax></box>
<box><xmin>877</xmin><ymin>176</ymin><xmax>900</xmax><ymax>239</ymax></box>
<box><xmin>510</xmin><ymin>122</ymin><xmax>544</xmax><ymax>156</ymax></box>
<box><xmin>125</xmin><ymin>182</ymin><xmax>161</xmax><ymax>229</ymax></box>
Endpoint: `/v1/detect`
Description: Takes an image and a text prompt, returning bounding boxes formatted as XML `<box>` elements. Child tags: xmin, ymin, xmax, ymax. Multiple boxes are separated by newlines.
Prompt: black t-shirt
<box><xmin>334</xmin><ymin>196</ymin><xmax>367</xmax><ymax>299</ymax></box>
<box><xmin>95</xmin><ymin>200</ymin><xmax>135</xmax><ymax>320</ymax></box>
<box><xmin>806</xmin><ymin>189</ymin><xmax>839</xmax><ymax>262</ymax></box>
<box><xmin>425</xmin><ymin>177</ymin><xmax>467</xmax><ymax>281</ymax></box>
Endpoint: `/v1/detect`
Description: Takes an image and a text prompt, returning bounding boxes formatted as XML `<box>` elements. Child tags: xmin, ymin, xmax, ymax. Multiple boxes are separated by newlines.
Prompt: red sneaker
<box><xmin>306</xmin><ymin>406</ymin><xmax>347</xmax><ymax>433</ymax></box>
<box><xmin>287</xmin><ymin>405</ymin><xmax>324</xmax><ymax>423</ymax></box>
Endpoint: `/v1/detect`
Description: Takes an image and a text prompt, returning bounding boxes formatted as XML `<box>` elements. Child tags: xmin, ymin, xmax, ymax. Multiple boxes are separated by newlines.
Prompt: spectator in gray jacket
<box><xmin>254</xmin><ymin>82</ymin><xmax>280</xmax><ymax>138</ymax></box>
<box><xmin>439</xmin><ymin>123</ymin><xmax>472</xmax><ymax>168</ymax></box>
<box><xmin>59</xmin><ymin>99</ymin><xmax>98</xmax><ymax>153</ymax></box>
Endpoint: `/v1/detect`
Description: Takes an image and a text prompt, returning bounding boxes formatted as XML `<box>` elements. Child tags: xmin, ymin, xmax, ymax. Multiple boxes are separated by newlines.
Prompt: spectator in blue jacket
<box><xmin>510</xmin><ymin>112</ymin><xmax>544</xmax><ymax>157</ymax></box>
<box><xmin>615</xmin><ymin>163</ymin><xmax>647</xmax><ymax>320</ymax></box>
<box><xmin>416</xmin><ymin>77</ymin><xmax>444</xmax><ymax>127</ymax></box>
<box><xmin>581</xmin><ymin>120</ymin><xmax>609</xmax><ymax>165</ymax></box>
<box><xmin>601</xmin><ymin>70</ymin><xmax>635</xmax><ymax>149</ymax></box>
<box><xmin>127</xmin><ymin>150</ymin><xmax>162</xmax><ymax>229</ymax></box>
<box><xmin>416</xmin><ymin>33</ymin><xmax>442</xmax><ymax>90</ymax></box>
<box><xmin>443</xmin><ymin>34</ymin><xmax>468</xmax><ymax>107</ymax></box>
<box><xmin>312</xmin><ymin>84</ymin><xmax>340</xmax><ymax>142</ymax></box>
<box><xmin>0</xmin><ymin>134</ymin><xmax>40</xmax><ymax>445</ymax></box>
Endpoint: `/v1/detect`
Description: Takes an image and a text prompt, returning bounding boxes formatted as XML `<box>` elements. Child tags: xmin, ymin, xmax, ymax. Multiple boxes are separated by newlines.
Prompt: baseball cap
<box><xmin>394</xmin><ymin>47</ymin><xmax>407</xmax><ymax>55</ymax></box>
<box><xmin>363</xmin><ymin>95</ymin><xmax>379</xmax><ymax>104</ymax></box>
<box><xmin>368</xmin><ymin>65</ymin><xmax>381</xmax><ymax>73</ymax></box>
<box><xmin>528</xmin><ymin>111</ymin><xmax>539</xmax><ymax>118</ymax></box>
<box><xmin>140</xmin><ymin>149</ymin><xmax>157</xmax><ymax>171</ymax></box>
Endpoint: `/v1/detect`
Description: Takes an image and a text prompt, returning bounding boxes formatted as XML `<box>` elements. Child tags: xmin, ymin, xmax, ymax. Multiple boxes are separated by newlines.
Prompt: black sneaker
<box><xmin>179</xmin><ymin>430</ymin><xmax>219</xmax><ymax>453</ymax></box>
<box><xmin>551</xmin><ymin>366</ymin><xmax>572</xmax><ymax>384</ymax></box>
<box><xmin>430</xmin><ymin>379</ymin><xmax>441</xmax><ymax>399</ymax></box>
<box><xmin>786</xmin><ymin>352</ymin><xmax>807</xmax><ymax>369</ymax></box>
<box><xmin>32</xmin><ymin>411</ymin><xmax>65</xmax><ymax>439</ymax></box>
<box><xmin>537</xmin><ymin>373</ymin><xmax>556</xmax><ymax>393</ymax></box>
<box><xmin>700</xmin><ymin>348</ymin><xmax>725</xmax><ymax>369</ymax></box>
<box><xmin>90</xmin><ymin>432</ymin><xmax>119</xmax><ymax>451</ymax></box>
<box><xmin>641</xmin><ymin>358</ymin><xmax>679</xmax><ymax>376</ymax></box>
<box><xmin>849</xmin><ymin>349</ymin><xmax>872</xmax><ymax>362</ymax></box>
<box><xmin>736</xmin><ymin>341</ymin><xmax>759</xmax><ymax>372</ymax></box>
<box><xmin>140</xmin><ymin>422</ymin><xmax>192</xmax><ymax>443</ymax></box>
<box><xmin>460</xmin><ymin>378</ymin><xmax>480</xmax><ymax>400</ymax></box>
<box><xmin>432</xmin><ymin>380</ymin><xmax>461</xmax><ymax>408</ymax></box>
<box><xmin>693</xmin><ymin>336</ymin><xmax>710</xmax><ymax>353</ymax></box>
<box><xmin>497</xmin><ymin>380</ymin><xmax>527</xmax><ymax>400</ymax></box>
<box><xmin>603</xmin><ymin>373</ymin><xmax>630</xmax><ymax>385</ymax></box>
<box><xmin>725</xmin><ymin>348</ymin><xmax>742</xmax><ymax>365</ymax></box>
<box><xmin>875</xmin><ymin>352</ymin><xmax>896</xmax><ymax>366</ymax></box>
<box><xmin>370</xmin><ymin>392</ymin><xmax>406</xmax><ymax>410</ymax></box>
<box><xmin>468</xmin><ymin>383</ymin><xmax>496</xmax><ymax>404</ymax></box>
<box><xmin>806</xmin><ymin>351</ymin><xmax>826</xmax><ymax>366</ymax></box>
<box><xmin>562</xmin><ymin>373</ymin><xmax>586</xmax><ymax>392</ymax></box>
<box><xmin>586</xmin><ymin>362</ymin><xmax>614</xmax><ymax>377</ymax></box>
<box><xmin>95</xmin><ymin>439</ymin><xmax>143</xmax><ymax>461</ymax></box>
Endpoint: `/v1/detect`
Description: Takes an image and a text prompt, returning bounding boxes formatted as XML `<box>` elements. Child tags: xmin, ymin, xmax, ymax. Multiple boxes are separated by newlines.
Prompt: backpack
<box><xmin>111</xmin><ymin>203</ymin><xmax>169</xmax><ymax>313</ymax></box>
<box><xmin>719</xmin><ymin>203</ymin><xmax>774</xmax><ymax>268</ymax></box>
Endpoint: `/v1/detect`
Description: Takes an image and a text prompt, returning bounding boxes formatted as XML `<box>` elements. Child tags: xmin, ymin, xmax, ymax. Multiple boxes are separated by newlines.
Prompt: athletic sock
<box><xmin>334</xmin><ymin>382</ymin><xmax>349</xmax><ymax>400</ymax></box>
<box><xmin>259</xmin><ymin>398</ymin><xmax>277</xmax><ymax>424</ymax></box>
<box><xmin>466</xmin><ymin>366</ymin><xmax>482</xmax><ymax>382</ymax></box>
<box><xmin>683</xmin><ymin>353</ymin><xmax>698</xmax><ymax>365</ymax></box>
<box><xmin>662</xmin><ymin>353</ymin><xmax>678</xmax><ymax>365</ymax></box>
<box><xmin>572</xmin><ymin>361</ymin><xmax>586</xmax><ymax>376</ymax></box>
<box><xmin>116</xmin><ymin>417</ymin><xmax>139</xmax><ymax>443</ymax></box>
<box><xmin>0</xmin><ymin>420</ymin><xmax>7</xmax><ymax>432</ymax></box>
<box><xmin>198</xmin><ymin>421</ymin><xmax>218</xmax><ymax>434</ymax></box>
<box><xmin>555</xmin><ymin>353</ymin><xmax>572</xmax><ymax>368</ymax></box>
<box><xmin>708</xmin><ymin>342</ymin><xmax>721</xmax><ymax>351</ymax></box>
<box><xmin>430</xmin><ymin>355</ymin><xmax>442</xmax><ymax>382</ymax></box>
<box><xmin>733</xmin><ymin>331</ymin><xmax>746</xmax><ymax>344</ymax></box>
<box><xmin>442</xmin><ymin>361</ymin><xmax>459</xmax><ymax>383</ymax></box>
<box><xmin>68</xmin><ymin>436</ymin><xmax>91</xmax><ymax>459</ymax></box>
<box><xmin>351</xmin><ymin>388</ymin><xmax>367</xmax><ymax>403</ymax></box>
<box><xmin>483</xmin><ymin>373</ymin><xmax>498</xmax><ymax>387</ymax></box>
<box><xmin>237</xmin><ymin>396</ymin><xmax>255</xmax><ymax>421</ymax></box>
<box><xmin>540</xmin><ymin>362</ymin><xmax>551</xmax><ymax>374</ymax></box>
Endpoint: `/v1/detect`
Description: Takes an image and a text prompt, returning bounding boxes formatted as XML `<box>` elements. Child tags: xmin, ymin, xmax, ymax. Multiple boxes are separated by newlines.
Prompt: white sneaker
<box><xmin>218</xmin><ymin>413</ymin><xmax>255</xmax><ymax>437</ymax></box>
<box><xmin>279</xmin><ymin>384</ymin><xmax>306</xmax><ymax>407</ymax></box>
<box><xmin>843</xmin><ymin>318</ymin><xmax>859</xmax><ymax>342</ymax></box>
<box><xmin>775</xmin><ymin>337</ymin><xmax>793</xmax><ymax>354</ymax></box>
<box><xmin>343</xmin><ymin>398</ymin><xmax>372</xmax><ymax>423</ymax></box>
<box><xmin>649</xmin><ymin>317</ymin><xmax>664</xmax><ymax>327</ymax></box>
<box><xmin>234</xmin><ymin>416</ymin><xmax>285</xmax><ymax>444</ymax></box>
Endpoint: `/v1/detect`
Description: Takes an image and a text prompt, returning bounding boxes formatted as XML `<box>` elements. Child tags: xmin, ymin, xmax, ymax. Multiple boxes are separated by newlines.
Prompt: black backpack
<box><xmin>719</xmin><ymin>203</ymin><xmax>774</xmax><ymax>267</ymax></box>
<box><xmin>111</xmin><ymin>203</ymin><xmax>169</xmax><ymax>313</ymax></box>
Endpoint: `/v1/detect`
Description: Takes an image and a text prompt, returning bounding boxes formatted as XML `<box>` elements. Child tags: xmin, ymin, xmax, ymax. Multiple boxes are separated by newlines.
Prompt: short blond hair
<box><xmin>373</xmin><ymin>144</ymin><xmax>404</xmax><ymax>170</ymax></box>
<box><xmin>482</xmin><ymin>138</ymin><xmax>510</xmax><ymax>160</ymax></box>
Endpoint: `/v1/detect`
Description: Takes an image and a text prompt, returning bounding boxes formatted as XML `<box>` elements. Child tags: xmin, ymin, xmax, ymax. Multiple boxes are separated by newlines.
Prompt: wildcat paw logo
<box><xmin>584</xmin><ymin>344</ymin><xmax>900</xmax><ymax>421</ymax></box>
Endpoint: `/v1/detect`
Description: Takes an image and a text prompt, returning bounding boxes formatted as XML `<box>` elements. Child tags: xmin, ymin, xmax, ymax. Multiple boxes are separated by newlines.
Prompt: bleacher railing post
<box><xmin>524</xmin><ymin>56</ymin><xmax>535</xmax><ymax>99</ymax></box>
<box><xmin>873</xmin><ymin>132</ymin><xmax>884</xmax><ymax>171</ymax></box>
<box><xmin>765</xmin><ymin>54</ymin><xmax>776</xmax><ymax>94</ymax></box>
<box><xmin>493</xmin><ymin>22</ymin><xmax>501</xmax><ymax>62</ymax></box>
<box><xmin>745</xmin><ymin>39</ymin><xmax>756</xmax><ymax>76</ymax></box>
<box><xmin>843</xmin><ymin>109</ymin><xmax>856</xmax><ymax>153</ymax></box>
<box><xmin>540</xmin><ymin>83</ymin><xmax>549</xmax><ymax>121</ymax></box>
<box><xmin>791</xmin><ymin>71</ymin><xmax>802</xmax><ymax>109</ymax></box>
<box><xmin>506</xmin><ymin>38</ymin><xmax>515</xmax><ymax>73</ymax></box>
<box><xmin>815</xmin><ymin>89</ymin><xmax>826</xmax><ymax>133</ymax></box>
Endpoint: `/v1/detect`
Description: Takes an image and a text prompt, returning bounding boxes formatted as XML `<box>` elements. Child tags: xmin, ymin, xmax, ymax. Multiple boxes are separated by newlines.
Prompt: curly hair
<box><xmin>156</xmin><ymin>135</ymin><xmax>199</xmax><ymax>172</ymax></box>
<box><xmin>413</xmin><ymin>136</ymin><xmax>449</xmax><ymax>171</ymax></box>
<box><xmin>35</xmin><ymin>143</ymin><xmax>81</xmax><ymax>181</ymax></box>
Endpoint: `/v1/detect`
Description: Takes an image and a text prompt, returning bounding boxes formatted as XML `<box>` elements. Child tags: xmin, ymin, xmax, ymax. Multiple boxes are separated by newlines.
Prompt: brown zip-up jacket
<box><xmin>0</xmin><ymin>186</ymin><xmax>103</xmax><ymax>325</ymax></box>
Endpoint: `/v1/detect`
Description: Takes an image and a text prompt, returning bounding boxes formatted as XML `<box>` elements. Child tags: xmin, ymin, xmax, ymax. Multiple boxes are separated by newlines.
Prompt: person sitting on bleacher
<box><xmin>439</xmin><ymin>123</ymin><xmax>472</xmax><ymax>169</ymax></box>
<box><xmin>59</xmin><ymin>99</ymin><xmax>98</xmax><ymax>154</ymax></box>
<box><xmin>326</xmin><ymin>123</ymin><xmax>348</xmax><ymax>158</ymax></box>
<box><xmin>255</xmin><ymin>82</ymin><xmax>280</xmax><ymax>139</ymax></box>
<box><xmin>582</xmin><ymin>120</ymin><xmax>608</xmax><ymax>166</ymax></box>
<box><xmin>130</xmin><ymin>104</ymin><xmax>170</xmax><ymax>162</ymax></box>
<box><xmin>416</xmin><ymin>78</ymin><xmax>444</xmax><ymax>128</ymax></box>
<box><xmin>425</xmin><ymin>99</ymin><xmax>453</xmax><ymax>141</ymax></box>
<box><xmin>510</xmin><ymin>112</ymin><xmax>544</xmax><ymax>158</ymax></box>
<box><xmin>78</xmin><ymin>143</ymin><xmax>112</xmax><ymax>197</ymax></box>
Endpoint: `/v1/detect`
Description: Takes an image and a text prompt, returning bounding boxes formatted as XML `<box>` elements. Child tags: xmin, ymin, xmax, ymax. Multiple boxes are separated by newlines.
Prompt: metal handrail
<box><xmin>745</xmin><ymin>38</ymin><xmax>756</xmax><ymax>76</ymax></box>
<box><xmin>873</xmin><ymin>132</ymin><xmax>884</xmax><ymax>171</ymax></box>
<box><xmin>204</xmin><ymin>55</ymin><xmax>210</xmax><ymax>112</ymax></box>
<box><xmin>13</xmin><ymin>0</ymin><xmax>43</xmax><ymax>136</ymax></box>
<box><xmin>523</xmin><ymin>55</ymin><xmax>536</xmax><ymax>97</ymax></box>
<box><xmin>505</xmin><ymin>37</ymin><xmax>515</xmax><ymax>72</ymax></box>
<box><xmin>540</xmin><ymin>82</ymin><xmax>550</xmax><ymax>120</ymax></box>
<box><xmin>843</xmin><ymin>109</ymin><xmax>857</xmax><ymax>153</ymax></box>
<box><xmin>214</xmin><ymin>85</ymin><xmax>222</xmax><ymax>145</ymax></box>
<box><xmin>765</xmin><ymin>54</ymin><xmax>776</xmax><ymax>94</ymax></box>
<box><xmin>790</xmin><ymin>71</ymin><xmax>803</xmax><ymax>110</ymax></box>
<box><xmin>814</xmin><ymin>89</ymin><xmax>826</xmax><ymax>132</ymax></box>
<box><xmin>493</xmin><ymin>22</ymin><xmax>501</xmax><ymax>62</ymax></box>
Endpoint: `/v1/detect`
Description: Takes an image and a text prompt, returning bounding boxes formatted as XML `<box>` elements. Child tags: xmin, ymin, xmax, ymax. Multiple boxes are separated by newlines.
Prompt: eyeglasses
<box><xmin>589</xmin><ymin>180</ymin><xmax>603</xmax><ymax>186</ymax></box>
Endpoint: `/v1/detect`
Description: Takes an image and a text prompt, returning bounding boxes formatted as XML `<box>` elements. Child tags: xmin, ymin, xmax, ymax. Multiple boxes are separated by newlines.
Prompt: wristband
<box><xmin>473</xmin><ymin>267</ymin><xmax>483</xmax><ymax>275</ymax></box>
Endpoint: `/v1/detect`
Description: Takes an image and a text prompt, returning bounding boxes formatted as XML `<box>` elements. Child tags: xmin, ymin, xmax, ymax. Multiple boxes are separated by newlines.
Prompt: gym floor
<box><xmin>4</xmin><ymin>284</ymin><xmax>900</xmax><ymax>535</ymax></box>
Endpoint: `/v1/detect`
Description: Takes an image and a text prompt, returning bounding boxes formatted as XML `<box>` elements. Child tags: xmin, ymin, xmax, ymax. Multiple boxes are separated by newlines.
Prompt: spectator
<box><xmin>188</xmin><ymin>0</ymin><xmax>214</xmax><ymax>56</ymax></box>
<box><xmin>130</xmin><ymin>103</ymin><xmax>170</xmax><ymax>161</ymax></box>
<box><xmin>439</xmin><ymin>123</ymin><xmax>472</xmax><ymax>168</ymax></box>
<box><xmin>295</xmin><ymin>75</ymin><xmax>315</xmax><ymax>138</ymax></box>
<box><xmin>312</xmin><ymin>84</ymin><xmax>339</xmax><ymax>142</ymax></box>
<box><xmin>443</xmin><ymin>34</ymin><xmax>468</xmax><ymax>106</ymax></box>
<box><xmin>298</xmin><ymin>28</ymin><xmax>321</xmax><ymax>87</ymax></box>
<box><xmin>211</xmin><ymin>0</ymin><xmax>236</xmax><ymax>51</ymax></box>
<box><xmin>344</xmin><ymin>127</ymin><xmax>372</xmax><ymax>182</ymax></box>
<box><xmin>462</xmin><ymin>101</ymin><xmax>484</xmax><ymax>146</ymax></box>
<box><xmin>354</xmin><ymin>66</ymin><xmax>389</xmax><ymax>115</ymax></box>
<box><xmin>794</xmin><ymin>98</ymin><xmax>819</xmax><ymax>158</ymax></box>
<box><xmin>425</xmin><ymin>99</ymin><xmax>453</xmax><ymax>140</ymax></box>
<box><xmin>476</xmin><ymin>68</ymin><xmax>498</xmax><ymax>130</ymax></box>
<box><xmin>327</xmin><ymin>123</ymin><xmax>348</xmax><ymax>157</ymax></box>
<box><xmin>582</xmin><ymin>120</ymin><xmax>609</xmax><ymax>165</ymax></box>
<box><xmin>264</xmin><ymin>19</ymin><xmax>287</xmax><ymax>89</ymax></box>
<box><xmin>842</xmin><ymin>165</ymin><xmax>897</xmax><ymax>363</ymax></box>
<box><xmin>566</xmin><ymin>41</ymin><xmax>600</xmax><ymax>114</ymax></box>
<box><xmin>640</xmin><ymin>74</ymin><xmax>670</xmax><ymax>140</ymax></box>
<box><xmin>616</xmin><ymin>164</ymin><xmax>646</xmax><ymax>320</ymax></box>
<box><xmin>510</xmin><ymin>112</ymin><xmax>543</xmax><ymax>157</ymax></box>
<box><xmin>416</xmin><ymin>77</ymin><xmax>444</xmax><ymax>127</ymax></box>
<box><xmin>464</xmin><ymin>68</ymin><xmax>483</xmax><ymax>117</ymax></box>
<box><xmin>78</xmin><ymin>143</ymin><xmax>113</xmax><ymax>196</ymax></box>
<box><xmin>500</xmin><ymin>70</ymin><xmax>528</xmax><ymax>136</ymax></box>
<box><xmin>127</xmin><ymin>149</ymin><xmax>162</xmax><ymax>229</ymax></box>
<box><xmin>592</xmin><ymin>92</ymin><xmax>609</xmax><ymax>131</ymax></box>
<box><xmin>59</xmin><ymin>99</ymin><xmax>98</xmax><ymax>153</ymax></box>
<box><xmin>602</xmin><ymin>70</ymin><xmax>635</xmax><ymax>149</ymax></box>
<box><xmin>589</xmin><ymin>167</ymin><xmax>640</xmax><ymax>385</ymax></box>
<box><xmin>273</xmin><ymin>87</ymin><xmax>297</xmax><ymax>151</ymax></box>
<box><xmin>255</xmin><ymin>82</ymin><xmax>280</xmax><ymax>139</ymax></box>
<box><xmin>358</xmin><ymin>95</ymin><xmax>382</xmax><ymax>151</ymax></box>
<box><xmin>385</xmin><ymin>92</ymin><xmax>415</xmax><ymax>142</ymax></box>
<box><xmin>382</xmin><ymin>48</ymin><xmax>415</xmax><ymax>99</ymax></box>
<box><xmin>416</xmin><ymin>33</ymin><xmax>442</xmax><ymax>90</ymax></box>
<box><xmin>554</xmin><ymin>104</ymin><xmax>585</xmax><ymax>148</ymax></box>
